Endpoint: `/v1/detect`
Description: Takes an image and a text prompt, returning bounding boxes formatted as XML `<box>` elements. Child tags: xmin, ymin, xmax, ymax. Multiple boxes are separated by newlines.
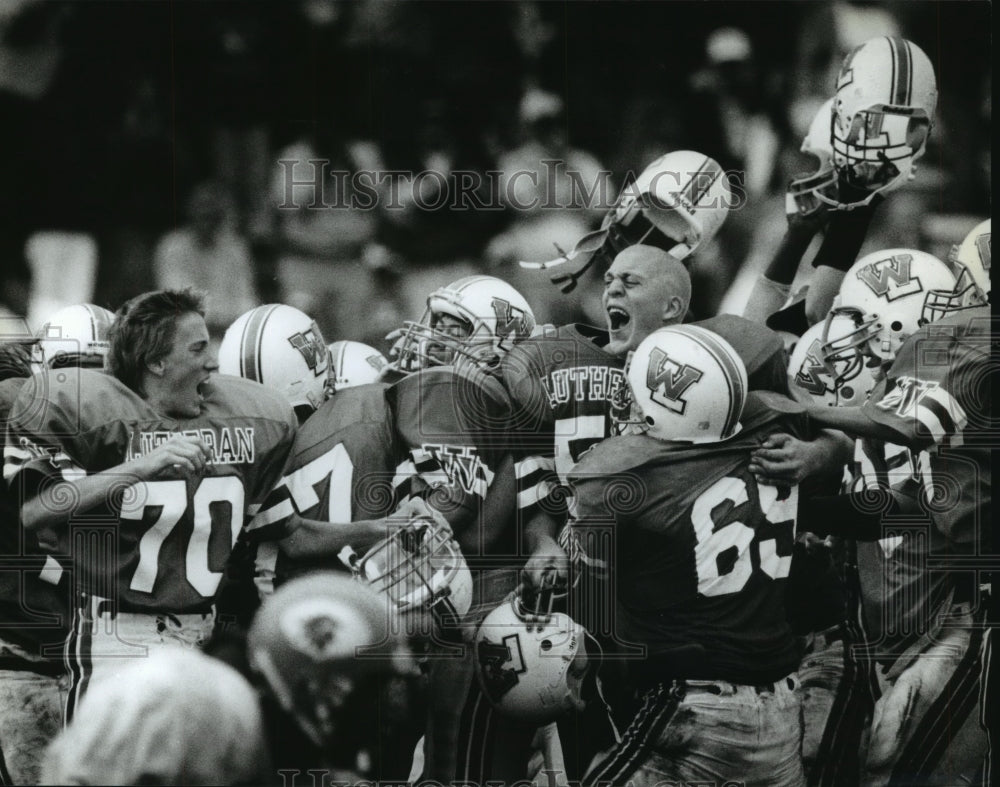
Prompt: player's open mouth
<box><xmin>607</xmin><ymin>305</ymin><xmax>631</xmax><ymax>331</ymax></box>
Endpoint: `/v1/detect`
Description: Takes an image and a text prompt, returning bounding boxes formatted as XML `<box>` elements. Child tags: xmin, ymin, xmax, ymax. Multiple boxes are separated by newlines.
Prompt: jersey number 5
<box><xmin>692</xmin><ymin>475</ymin><xmax>797</xmax><ymax>597</ymax></box>
<box><xmin>125</xmin><ymin>476</ymin><xmax>245</xmax><ymax>597</ymax></box>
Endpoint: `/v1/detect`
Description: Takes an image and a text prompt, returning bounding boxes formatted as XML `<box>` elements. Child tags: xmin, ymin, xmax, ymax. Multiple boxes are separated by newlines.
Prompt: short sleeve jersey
<box><xmin>4</xmin><ymin>370</ymin><xmax>296</xmax><ymax>613</ymax></box>
<box><xmin>568</xmin><ymin>393</ymin><xmax>809</xmax><ymax>684</ymax></box>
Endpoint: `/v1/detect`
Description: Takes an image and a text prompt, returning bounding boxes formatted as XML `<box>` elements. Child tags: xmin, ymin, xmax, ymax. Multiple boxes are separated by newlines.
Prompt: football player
<box><xmin>326</xmin><ymin>339</ymin><xmax>388</xmax><ymax>396</ymax></box>
<box><xmin>241</xmin><ymin>279</ymin><xmax>531</xmax><ymax>598</ymax></box>
<box><xmin>802</xmin><ymin>36</ymin><xmax>939</xmax><ymax>325</ymax></box>
<box><xmin>571</xmin><ymin>326</ymin><xmax>807</xmax><ymax>787</ymax></box>
<box><xmin>0</xmin><ymin>304</ymin><xmax>113</xmax><ymax>782</ymax></box>
<box><xmin>758</xmin><ymin>242</ymin><xmax>991</xmax><ymax>785</ymax></box>
<box><xmin>505</xmin><ymin>232</ymin><xmax>791</xmax><ymax>779</ymax></box>
<box><xmin>245</xmin><ymin>572</ymin><xmax>423</xmax><ymax>781</ymax></box>
<box><xmin>768</xmin><ymin>315</ymin><xmax>882</xmax><ymax>786</ymax></box>
<box><xmin>3</xmin><ymin>289</ymin><xmax>297</xmax><ymax>723</ymax></box>
<box><xmin>216</xmin><ymin>304</ymin><xmax>438</xmax><ymax>604</ymax></box>
<box><xmin>240</xmin><ymin>276</ymin><xmax>534</xmax><ymax>783</ymax></box>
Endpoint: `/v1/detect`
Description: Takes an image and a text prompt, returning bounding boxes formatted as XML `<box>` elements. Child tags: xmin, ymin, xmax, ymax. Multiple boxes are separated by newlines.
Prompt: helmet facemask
<box><xmin>356</xmin><ymin>518</ymin><xmax>471</xmax><ymax>636</ymax></box>
<box><xmin>390</xmin><ymin>302</ymin><xmax>512</xmax><ymax>374</ymax></box>
<box><xmin>943</xmin><ymin>242</ymin><xmax>990</xmax><ymax>308</ymax></box>
<box><xmin>831</xmin><ymin>108</ymin><xmax>931</xmax><ymax>207</ymax></box>
<box><xmin>818</xmin><ymin>310</ymin><xmax>879</xmax><ymax>396</ymax></box>
<box><xmin>787</xmin><ymin>167</ymin><xmax>839</xmax><ymax>218</ymax></box>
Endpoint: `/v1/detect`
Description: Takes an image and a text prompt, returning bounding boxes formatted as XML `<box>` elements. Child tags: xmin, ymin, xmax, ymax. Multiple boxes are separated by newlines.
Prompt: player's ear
<box><xmin>146</xmin><ymin>358</ymin><xmax>166</xmax><ymax>378</ymax></box>
<box><xmin>661</xmin><ymin>295</ymin><xmax>685</xmax><ymax>324</ymax></box>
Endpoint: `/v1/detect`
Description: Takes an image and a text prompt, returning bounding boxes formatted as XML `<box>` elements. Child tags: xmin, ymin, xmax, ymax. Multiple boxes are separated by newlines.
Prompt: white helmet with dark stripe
<box><xmin>219</xmin><ymin>304</ymin><xmax>329</xmax><ymax>413</ymax></box>
<box><xmin>518</xmin><ymin>150</ymin><xmax>732</xmax><ymax>293</ymax></box>
<box><xmin>832</xmin><ymin>36</ymin><xmax>938</xmax><ymax>207</ymax></box>
<box><xmin>36</xmin><ymin>304</ymin><xmax>115</xmax><ymax>369</ymax></box>
<box><xmin>617</xmin><ymin>150</ymin><xmax>733</xmax><ymax>262</ymax></box>
<box><xmin>326</xmin><ymin>340</ymin><xmax>388</xmax><ymax>395</ymax></box>
<box><xmin>389</xmin><ymin>276</ymin><xmax>535</xmax><ymax>373</ymax></box>
<box><xmin>620</xmin><ymin>325</ymin><xmax>747</xmax><ymax>443</ymax></box>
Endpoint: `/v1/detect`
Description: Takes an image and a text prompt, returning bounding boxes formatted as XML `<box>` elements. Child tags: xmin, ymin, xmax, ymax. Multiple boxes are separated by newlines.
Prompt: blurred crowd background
<box><xmin>0</xmin><ymin>0</ymin><xmax>991</xmax><ymax>351</ymax></box>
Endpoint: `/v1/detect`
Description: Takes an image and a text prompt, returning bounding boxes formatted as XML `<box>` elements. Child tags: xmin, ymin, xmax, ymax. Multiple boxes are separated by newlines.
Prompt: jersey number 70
<box><xmin>123</xmin><ymin>476</ymin><xmax>245</xmax><ymax>597</ymax></box>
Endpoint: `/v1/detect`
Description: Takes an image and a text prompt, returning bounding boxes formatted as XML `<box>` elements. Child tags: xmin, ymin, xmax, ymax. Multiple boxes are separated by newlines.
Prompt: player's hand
<box><xmin>749</xmin><ymin>432</ymin><xmax>825</xmax><ymax>486</ymax></box>
<box><xmin>797</xmin><ymin>531</ymin><xmax>836</xmax><ymax>555</ymax></box>
<box><xmin>520</xmin><ymin>535</ymin><xmax>570</xmax><ymax>594</ymax></box>
<box><xmin>133</xmin><ymin>435</ymin><xmax>211</xmax><ymax>479</ymax></box>
<box><xmin>392</xmin><ymin>496</ymin><xmax>452</xmax><ymax>535</ymax></box>
<box><xmin>784</xmin><ymin>187</ymin><xmax>831</xmax><ymax>232</ymax></box>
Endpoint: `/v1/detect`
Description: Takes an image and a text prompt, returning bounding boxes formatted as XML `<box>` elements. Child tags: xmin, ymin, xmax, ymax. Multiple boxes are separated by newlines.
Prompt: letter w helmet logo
<box><xmin>794</xmin><ymin>340</ymin><xmax>836</xmax><ymax>396</ymax></box>
<box><xmin>645</xmin><ymin>347</ymin><xmax>703</xmax><ymax>414</ymax></box>
<box><xmin>856</xmin><ymin>253</ymin><xmax>922</xmax><ymax>301</ymax></box>
<box><xmin>491</xmin><ymin>297</ymin><xmax>530</xmax><ymax>340</ymax></box>
<box><xmin>288</xmin><ymin>321</ymin><xmax>329</xmax><ymax>377</ymax></box>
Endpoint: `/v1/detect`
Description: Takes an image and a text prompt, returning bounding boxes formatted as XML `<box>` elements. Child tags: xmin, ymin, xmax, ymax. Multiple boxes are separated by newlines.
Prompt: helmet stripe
<box><xmin>334</xmin><ymin>341</ymin><xmax>346</xmax><ymax>379</ymax></box>
<box><xmin>82</xmin><ymin>304</ymin><xmax>98</xmax><ymax>341</ymax></box>
<box><xmin>682</xmin><ymin>326</ymin><xmax>745</xmax><ymax>439</ymax></box>
<box><xmin>240</xmin><ymin>305</ymin><xmax>275</xmax><ymax>383</ymax></box>
<box><xmin>683</xmin><ymin>157</ymin><xmax>723</xmax><ymax>210</ymax></box>
<box><xmin>888</xmin><ymin>36</ymin><xmax>912</xmax><ymax>106</ymax></box>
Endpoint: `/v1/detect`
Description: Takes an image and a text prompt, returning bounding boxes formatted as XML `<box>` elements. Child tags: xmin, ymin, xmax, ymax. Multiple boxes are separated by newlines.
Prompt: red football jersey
<box><xmin>568</xmin><ymin>393</ymin><xmax>808</xmax><ymax>684</ymax></box>
<box><xmin>250</xmin><ymin>383</ymin><xmax>400</xmax><ymax>591</ymax></box>
<box><xmin>847</xmin><ymin>306</ymin><xmax>992</xmax><ymax>661</ymax></box>
<box><xmin>5</xmin><ymin>370</ymin><xmax>296</xmax><ymax>614</ymax></box>
<box><xmin>0</xmin><ymin>376</ymin><xmax>71</xmax><ymax>656</ymax></box>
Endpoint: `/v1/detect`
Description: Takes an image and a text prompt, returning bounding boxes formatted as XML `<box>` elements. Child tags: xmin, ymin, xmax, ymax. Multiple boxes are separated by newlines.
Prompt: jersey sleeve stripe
<box><xmin>247</xmin><ymin>498</ymin><xmax>294</xmax><ymax>530</ymax></box>
<box><xmin>915</xmin><ymin>403</ymin><xmax>949</xmax><ymax>445</ymax></box>
<box><xmin>517</xmin><ymin>479</ymin><xmax>557</xmax><ymax>511</ymax></box>
<box><xmin>514</xmin><ymin>455</ymin><xmax>556</xmax><ymax>479</ymax></box>
<box><xmin>924</xmin><ymin>387</ymin><xmax>967</xmax><ymax>430</ymax></box>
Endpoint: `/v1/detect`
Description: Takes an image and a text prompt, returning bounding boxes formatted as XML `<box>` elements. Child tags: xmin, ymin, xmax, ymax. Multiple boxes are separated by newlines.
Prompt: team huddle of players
<box><xmin>0</xmin><ymin>34</ymin><xmax>992</xmax><ymax>787</ymax></box>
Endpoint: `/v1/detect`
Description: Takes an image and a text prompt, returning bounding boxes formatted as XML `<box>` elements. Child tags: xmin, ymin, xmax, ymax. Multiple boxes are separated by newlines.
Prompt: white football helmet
<box><xmin>620</xmin><ymin>325</ymin><xmax>747</xmax><ymax>443</ymax></box>
<box><xmin>788</xmin><ymin>318</ymin><xmax>877</xmax><ymax>408</ymax></box>
<box><xmin>219</xmin><ymin>304</ymin><xmax>329</xmax><ymax>413</ymax></box>
<box><xmin>943</xmin><ymin>219</ymin><xmax>991</xmax><ymax>307</ymax></box>
<box><xmin>475</xmin><ymin>589</ymin><xmax>592</xmax><ymax>724</ymax></box>
<box><xmin>829</xmin><ymin>248</ymin><xmax>958</xmax><ymax>364</ymax></box>
<box><xmin>787</xmin><ymin>98</ymin><xmax>839</xmax><ymax>218</ymax></box>
<box><xmin>390</xmin><ymin>276</ymin><xmax>535</xmax><ymax>373</ymax></box>
<box><xmin>519</xmin><ymin>151</ymin><xmax>732</xmax><ymax>293</ymax></box>
<box><xmin>615</xmin><ymin>150</ymin><xmax>733</xmax><ymax>261</ymax></box>
<box><xmin>36</xmin><ymin>303</ymin><xmax>115</xmax><ymax>368</ymax></box>
<box><xmin>247</xmin><ymin>572</ymin><xmax>417</xmax><ymax>750</ymax></box>
<box><xmin>327</xmin><ymin>340</ymin><xmax>388</xmax><ymax>396</ymax></box>
<box><xmin>354</xmin><ymin>516</ymin><xmax>473</xmax><ymax>634</ymax></box>
<box><xmin>831</xmin><ymin>36</ymin><xmax>938</xmax><ymax>207</ymax></box>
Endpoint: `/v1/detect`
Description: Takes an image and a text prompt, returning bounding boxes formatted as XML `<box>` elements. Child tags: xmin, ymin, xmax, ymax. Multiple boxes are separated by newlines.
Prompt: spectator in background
<box><xmin>270</xmin><ymin>126</ymin><xmax>401</xmax><ymax>350</ymax></box>
<box><xmin>486</xmin><ymin>86</ymin><xmax>611</xmax><ymax>326</ymax></box>
<box><xmin>687</xmin><ymin>27</ymin><xmax>782</xmax><ymax>318</ymax></box>
<box><xmin>0</xmin><ymin>0</ymin><xmax>68</xmax><ymax>318</ymax></box>
<box><xmin>153</xmin><ymin>182</ymin><xmax>259</xmax><ymax>340</ymax></box>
